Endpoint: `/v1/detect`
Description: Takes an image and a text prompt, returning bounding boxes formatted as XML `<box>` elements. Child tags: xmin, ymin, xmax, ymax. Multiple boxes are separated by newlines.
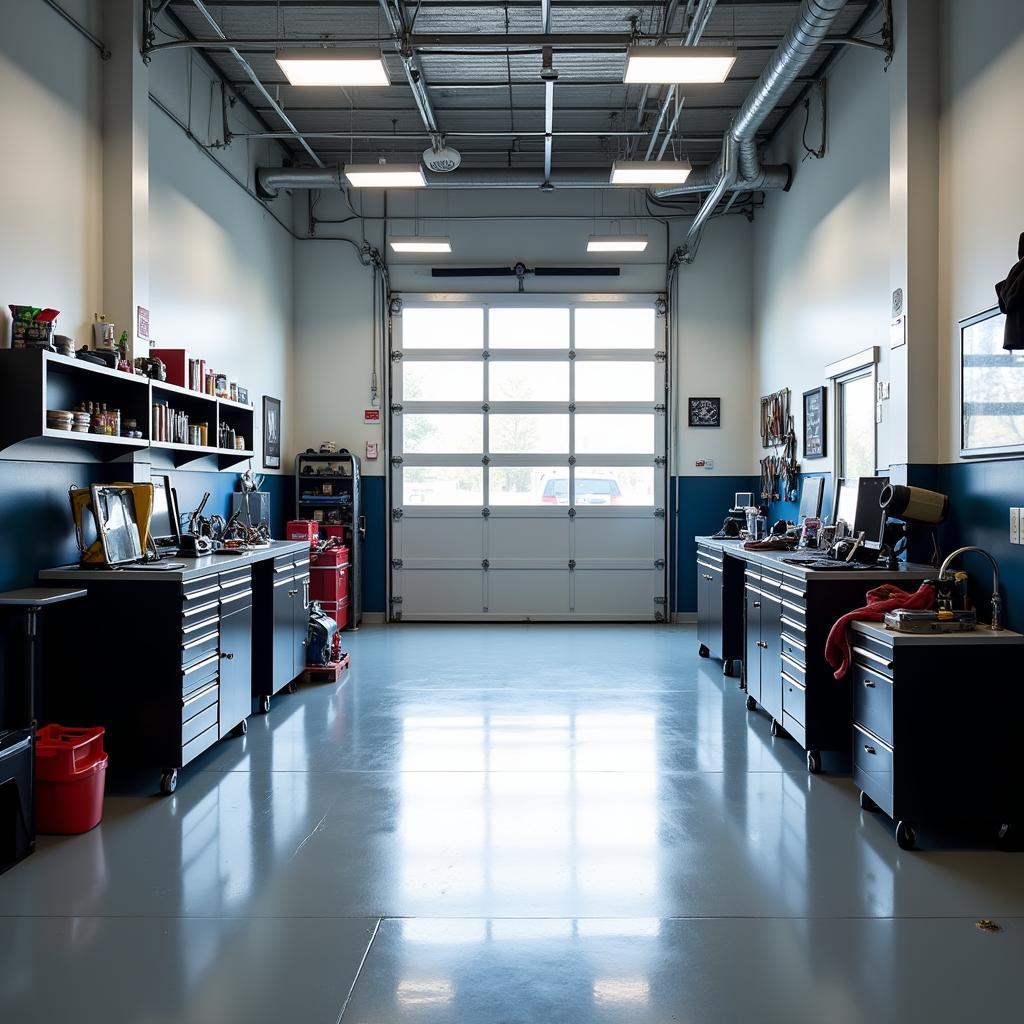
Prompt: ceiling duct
<box><xmin>658</xmin><ymin>0</ymin><xmax>850</xmax><ymax>261</ymax></box>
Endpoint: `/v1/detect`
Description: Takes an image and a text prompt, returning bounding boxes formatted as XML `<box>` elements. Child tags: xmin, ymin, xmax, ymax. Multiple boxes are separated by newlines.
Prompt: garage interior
<box><xmin>3</xmin><ymin>0</ymin><xmax>1024</xmax><ymax>1020</ymax></box>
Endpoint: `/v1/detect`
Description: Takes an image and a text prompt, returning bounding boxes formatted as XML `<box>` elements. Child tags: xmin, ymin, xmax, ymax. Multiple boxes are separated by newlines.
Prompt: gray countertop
<box><xmin>695</xmin><ymin>536</ymin><xmax>934</xmax><ymax>581</ymax></box>
<box><xmin>39</xmin><ymin>540</ymin><xmax>310</xmax><ymax>584</ymax></box>
<box><xmin>852</xmin><ymin>620</ymin><xmax>1024</xmax><ymax>646</ymax></box>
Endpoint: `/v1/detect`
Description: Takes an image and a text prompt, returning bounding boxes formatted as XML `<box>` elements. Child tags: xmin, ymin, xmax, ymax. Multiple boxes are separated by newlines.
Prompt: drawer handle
<box><xmin>220</xmin><ymin>651</ymin><xmax>234</xmax><ymax>661</ymax></box>
<box><xmin>183</xmin><ymin>681</ymin><xmax>218</xmax><ymax>707</ymax></box>
<box><xmin>221</xmin><ymin>590</ymin><xmax>252</xmax><ymax>606</ymax></box>
<box><xmin>183</xmin><ymin>599</ymin><xmax>219</xmax><ymax>619</ymax></box>
<box><xmin>183</xmin><ymin>653</ymin><xmax>219</xmax><ymax>676</ymax></box>
<box><xmin>852</xmin><ymin>646</ymin><xmax>893</xmax><ymax>670</ymax></box>
<box><xmin>753</xmin><ymin>601</ymin><xmax>761</xmax><ymax>608</ymax></box>
<box><xmin>863</xmin><ymin>744</ymin><xmax>876</xmax><ymax>755</ymax></box>
<box><xmin>863</xmin><ymin>679</ymin><xmax>876</xmax><ymax>688</ymax></box>
<box><xmin>756</xmin><ymin>640</ymin><xmax>768</xmax><ymax>650</ymax></box>
<box><xmin>183</xmin><ymin>631</ymin><xmax>218</xmax><ymax>650</ymax></box>
<box><xmin>185</xmin><ymin>584</ymin><xmax>220</xmax><ymax>601</ymax></box>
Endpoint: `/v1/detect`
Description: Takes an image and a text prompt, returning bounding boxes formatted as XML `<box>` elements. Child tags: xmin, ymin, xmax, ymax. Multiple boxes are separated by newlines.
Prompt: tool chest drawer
<box><xmin>274</xmin><ymin>553</ymin><xmax>296</xmax><ymax>572</ymax></box>
<box><xmin>853</xmin><ymin>661</ymin><xmax>893</xmax><ymax>746</ymax></box>
<box><xmin>780</xmin><ymin>651</ymin><xmax>805</xmax><ymax>686</ymax></box>
<box><xmin>181</xmin><ymin>627</ymin><xmax>219</xmax><ymax>669</ymax></box>
<box><xmin>779</xmin><ymin>596</ymin><xmax>806</xmax><ymax>629</ymax></box>
<box><xmin>181</xmin><ymin>722</ymin><xmax>219</xmax><ymax>767</ymax></box>
<box><xmin>854</xmin><ymin>725</ymin><xmax>894</xmax><ymax>807</ymax></box>
<box><xmin>182</xmin><ymin>575</ymin><xmax>221</xmax><ymax>606</ymax></box>
<box><xmin>182</xmin><ymin>702</ymin><xmax>218</xmax><ymax>746</ymax></box>
<box><xmin>181</xmin><ymin>680</ymin><xmax>218</xmax><ymax>725</ymax></box>
<box><xmin>782</xmin><ymin>672</ymin><xmax>806</xmax><ymax>725</ymax></box>
<box><xmin>851</xmin><ymin>639</ymin><xmax>894</xmax><ymax>679</ymax></box>
<box><xmin>780</xmin><ymin>632</ymin><xmax>806</xmax><ymax>665</ymax></box>
<box><xmin>182</xmin><ymin>653</ymin><xmax>219</xmax><ymax>696</ymax></box>
<box><xmin>219</xmin><ymin>566</ymin><xmax>251</xmax><ymax>592</ymax></box>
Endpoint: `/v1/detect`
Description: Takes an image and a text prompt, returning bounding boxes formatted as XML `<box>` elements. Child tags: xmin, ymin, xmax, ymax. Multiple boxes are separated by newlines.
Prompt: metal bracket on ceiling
<box><xmin>839</xmin><ymin>0</ymin><xmax>895</xmax><ymax>67</ymax></box>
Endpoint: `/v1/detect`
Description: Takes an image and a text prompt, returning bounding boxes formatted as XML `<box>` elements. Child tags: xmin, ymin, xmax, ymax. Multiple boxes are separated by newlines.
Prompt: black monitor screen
<box><xmin>853</xmin><ymin>476</ymin><xmax>889</xmax><ymax>543</ymax></box>
<box><xmin>798</xmin><ymin>477</ymin><xmax>824</xmax><ymax>520</ymax></box>
<box><xmin>150</xmin><ymin>476</ymin><xmax>180</xmax><ymax>545</ymax></box>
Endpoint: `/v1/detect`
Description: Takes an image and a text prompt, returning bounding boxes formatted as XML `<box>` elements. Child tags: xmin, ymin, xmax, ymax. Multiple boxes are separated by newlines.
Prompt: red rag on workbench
<box><xmin>825</xmin><ymin>583</ymin><xmax>936</xmax><ymax>680</ymax></box>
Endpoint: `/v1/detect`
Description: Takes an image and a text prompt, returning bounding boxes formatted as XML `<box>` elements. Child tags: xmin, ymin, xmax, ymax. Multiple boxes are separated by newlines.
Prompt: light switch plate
<box><xmin>705</xmin><ymin>458</ymin><xmax>714</xmax><ymax>470</ymax></box>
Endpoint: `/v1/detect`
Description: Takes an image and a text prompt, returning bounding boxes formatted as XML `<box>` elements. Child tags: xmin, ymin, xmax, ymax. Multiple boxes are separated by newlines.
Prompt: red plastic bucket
<box><xmin>35</xmin><ymin>725</ymin><xmax>108</xmax><ymax>834</ymax></box>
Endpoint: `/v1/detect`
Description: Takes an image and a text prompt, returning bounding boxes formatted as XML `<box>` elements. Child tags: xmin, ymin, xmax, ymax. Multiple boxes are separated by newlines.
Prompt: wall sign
<box><xmin>263</xmin><ymin>395</ymin><xmax>282</xmax><ymax>469</ymax></box>
<box><xmin>364</xmin><ymin>408</ymin><xmax>381</xmax><ymax>424</ymax></box>
<box><xmin>802</xmin><ymin>386</ymin><xmax>827</xmax><ymax>459</ymax></box>
<box><xmin>688</xmin><ymin>397</ymin><xmax>721</xmax><ymax>428</ymax></box>
<box><xmin>137</xmin><ymin>305</ymin><xmax>150</xmax><ymax>341</ymax></box>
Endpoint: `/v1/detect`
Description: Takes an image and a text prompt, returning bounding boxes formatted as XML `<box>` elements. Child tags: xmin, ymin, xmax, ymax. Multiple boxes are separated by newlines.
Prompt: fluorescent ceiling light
<box><xmin>390</xmin><ymin>236</ymin><xmax>453</xmax><ymax>253</ymax></box>
<box><xmin>624</xmin><ymin>46</ymin><xmax>738</xmax><ymax>84</ymax></box>
<box><xmin>275</xmin><ymin>48</ymin><xmax>390</xmax><ymax>87</ymax></box>
<box><xmin>609</xmin><ymin>160</ymin><xmax>692</xmax><ymax>185</ymax></box>
<box><xmin>345</xmin><ymin>163</ymin><xmax>427</xmax><ymax>188</ymax></box>
<box><xmin>587</xmin><ymin>235</ymin><xmax>649</xmax><ymax>253</ymax></box>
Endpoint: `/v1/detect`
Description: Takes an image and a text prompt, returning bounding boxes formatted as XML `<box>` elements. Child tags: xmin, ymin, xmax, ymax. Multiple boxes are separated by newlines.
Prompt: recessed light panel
<box><xmin>624</xmin><ymin>46</ymin><xmax>738</xmax><ymax>84</ymax></box>
<box><xmin>587</xmin><ymin>235</ymin><xmax>649</xmax><ymax>252</ymax></box>
<box><xmin>345</xmin><ymin>164</ymin><xmax>427</xmax><ymax>188</ymax></box>
<box><xmin>609</xmin><ymin>160</ymin><xmax>692</xmax><ymax>185</ymax></box>
<box><xmin>275</xmin><ymin>49</ymin><xmax>390</xmax><ymax>86</ymax></box>
<box><xmin>390</xmin><ymin>237</ymin><xmax>453</xmax><ymax>253</ymax></box>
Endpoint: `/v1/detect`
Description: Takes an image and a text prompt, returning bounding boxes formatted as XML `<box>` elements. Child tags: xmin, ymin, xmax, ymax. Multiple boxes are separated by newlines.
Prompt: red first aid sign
<box><xmin>364</xmin><ymin>408</ymin><xmax>381</xmax><ymax>424</ymax></box>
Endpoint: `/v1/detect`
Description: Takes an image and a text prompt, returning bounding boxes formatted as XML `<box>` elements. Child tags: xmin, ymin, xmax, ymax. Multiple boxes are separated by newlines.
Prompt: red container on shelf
<box><xmin>35</xmin><ymin>725</ymin><xmax>108</xmax><ymax>835</ymax></box>
<box><xmin>311</xmin><ymin>563</ymin><xmax>349</xmax><ymax>604</ymax></box>
<box><xmin>311</xmin><ymin>545</ymin><xmax>349</xmax><ymax>568</ymax></box>
<box><xmin>148</xmin><ymin>348</ymin><xmax>191</xmax><ymax>389</ymax></box>
<box><xmin>322</xmin><ymin>525</ymin><xmax>347</xmax><ymax>542</ymax></box>
<box><xmin>286</xmin><ymin>519</ymin><xmax>319</xmax><ymax>544</ymax></box>
<box><xmin>319</xmin><ymin>597</ymin><xmax>350</xmax><ymax>631</ymax></box>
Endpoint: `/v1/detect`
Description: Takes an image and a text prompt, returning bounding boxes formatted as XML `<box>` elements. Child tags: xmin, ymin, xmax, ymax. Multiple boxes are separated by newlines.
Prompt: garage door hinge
<box><xmin>481</xmin><ymin>455</ymin><xmax>491</xmax><ymax>465</ymax></box>
<box><xmin>568</xmin><ymin>559</ymin><xmax>576</xmax><ymax>570</ymax></box>
<box><xmin>482</xmin><ymin>350</ymin><xmax>491</xmax><ymax>359</ymax></box>
<box><xmin>655</xmin><ymin>351</ymin><xmax>667</xmax><ymax>362</ymax></box>
<box><xmin>482</xmin><ymin>403</ymin><xmax>490</xmax><ymax>412</ymax></box>
<box><xmin>654</xmin><ymin>507</ymin><xmax>665</xmax><ymax>518</ymax></box>
<box><xmin>654</xmin><ymin>596</ymin><xmax>667</xmax><ymax>604</ymax></box>
<box><xmin>391</xmin><ymin>350</ymin><xmax>404</xmax><ymax>362</ymax></box>
<box><xmin>391</xmin><ymin>558</ymin><xmax>403</xmax><ymax>569</ymax></box>
<box><xmin>655</xmin><ymin>558</ymin><xmax>666</xmax><ymax>569</ymax></box>
<box><xmin>655</xmin><ymin>456</ymin><xmax>667</xmax><ymax>466</ymax></box>
<box><xmin>391</xmin><ymin>595</ymin><xmax>403</xmax><ymax>604</ymax></box>
<box><xmin>655</xmin><ymin>403</ymin><xmax>667</xmax><ymax>414</ymax></box>
<box><xmin>568</xmin><ymin>455</ymin><xmax>576</xmax><ymax>465</ymax></box>
<box><xmin>391</xmin><ymin>455</ymin><xmax>403</xmax><ymax>466</ymax></box>
<box><xmin>390</xmin><ymin>296</ymin><xmax>403</xmax><ymax>315</ymax></box>
<box><xmin>482</xmin><ymin>559</ymin><xmax>490</xmax><ymax>570</ymax></box>
<box><xmin>567</xmin><ymin>507</ymin><xmax>576</xmax><ymax>518</ymax></box>
<box><xmin>481</xmin><ymin>507</ymin><xmax>491</xmax><ymax>518</ymax></box>
<box><xmin>391</xmin><ymin>403</ymin><xmax>403</xmax><ymax>414</ymax></box>
<box><xmin>392</xmin><ymin>507</ymin><xmax>404</xmax><ymax>520</ymax></box>
<box><xmin>655</xmin><ymin>610</ymin><xmax>666</xmax><ymax>622</ymax></box>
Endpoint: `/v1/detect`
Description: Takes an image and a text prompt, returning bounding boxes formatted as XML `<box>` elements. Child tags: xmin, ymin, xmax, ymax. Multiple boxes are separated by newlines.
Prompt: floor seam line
<box><xmin>336</xmin><ymin>916</ymin><xmax>383</xmax><ymax>1024</ymax></box>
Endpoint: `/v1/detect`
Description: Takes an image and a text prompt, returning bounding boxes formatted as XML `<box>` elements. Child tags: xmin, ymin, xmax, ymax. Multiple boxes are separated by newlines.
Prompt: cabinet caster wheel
<box><xmin>745</xmin><ymin>694</ymin><xmax>757</xmax><ymax>712</ymax></box>
<box><xmin>723</xmin><ymin>659</ymin><xmax>738</xmax><ymax>678</ymax></box>
<box><xmin>806</xmin><ymin>749</ymin><xmax>822</xmax><ymax>774</ymax></box>
<box><xmin>896</xmin><ymin>820</ymin><xmax>917</xmax><ymax>851</ymax></box>
<box><xmin>259</xmin><ymin>695</ymin><xmax>271</xmax><ymax>714</ymax></box>
<box><xmin>287</xmin><ymin>680</ymin><xmax>299</xmax><ymax>695</ymax></box>
<box><xmin>232</xmin><ymin>719</ymin><xmax>248</xmax><ymax>738</ymax></box>
<box><xmin>698</xmin><ymin>644</ymin><xmax>710</xmax><ymax>658</ymax></box>
<box><xmin>859</xmin><ymin>790</ymin><xmax>878</xmax><ymax>812</ymax></box>
<box><xmin>770</xmin><ymin>718</ymin><xmax>782</xmax><ymax>738</ymax></box>
<box><xmin>159</xmin><ymin>769</ymin><xmax>178</xmax><ymax>796</ymax></box>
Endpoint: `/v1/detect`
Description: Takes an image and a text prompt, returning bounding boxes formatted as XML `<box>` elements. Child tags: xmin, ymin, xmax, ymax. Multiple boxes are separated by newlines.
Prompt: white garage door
<box><xmin>389</xmin><ymin>296</ymin><xmax>668</xmax><ymax>621</ymax></box>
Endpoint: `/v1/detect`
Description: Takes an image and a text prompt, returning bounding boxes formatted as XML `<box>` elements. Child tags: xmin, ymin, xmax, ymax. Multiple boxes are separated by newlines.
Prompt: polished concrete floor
<box><xmin>2</xmin><ymin>624</ymin><xmax>1023</xmax><ymax>1022</ymax></box>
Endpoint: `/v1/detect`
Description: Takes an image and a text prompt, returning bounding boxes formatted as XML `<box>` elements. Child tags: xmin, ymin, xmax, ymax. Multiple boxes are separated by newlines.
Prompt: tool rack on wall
<box><xmin>759</xmin><ymin>387</ymin><xmax>800</xmax><ymax>502</ymax></box>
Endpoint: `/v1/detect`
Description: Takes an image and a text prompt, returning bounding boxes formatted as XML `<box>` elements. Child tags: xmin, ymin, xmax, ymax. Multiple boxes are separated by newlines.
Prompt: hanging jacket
<box><xmin>997</xmin><ymin>232</ymin><xmax>1024</xmax><ymax>351</ymax></box>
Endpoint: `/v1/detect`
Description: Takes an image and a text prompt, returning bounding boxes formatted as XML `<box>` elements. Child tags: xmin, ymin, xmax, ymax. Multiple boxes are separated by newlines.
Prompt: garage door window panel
<box><xmin>403</xmin><ymin>414</ymin><xmax>483</xmax><ymax>454</ymax></box>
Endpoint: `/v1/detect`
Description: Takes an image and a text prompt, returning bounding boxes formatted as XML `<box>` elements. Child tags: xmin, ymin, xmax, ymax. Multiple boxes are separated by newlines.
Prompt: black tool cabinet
<box><xmin>252</xmin><ymin>549</ymin><xmax>311</xmax><ymax>712</ymax></box>
<box><xmin>850</xmin><ymin>622</ymin><xmax>1024</xmax><ymax>850</ymax></box>
<box><xmin>39</xmin><ymin>542</ymin><xmax>308</xmax><ymax>794</ymax></box>
<box><xmin>695</xmin><ymin>541</ymin><xmax>743</xmax><ymax>676</ymax></box>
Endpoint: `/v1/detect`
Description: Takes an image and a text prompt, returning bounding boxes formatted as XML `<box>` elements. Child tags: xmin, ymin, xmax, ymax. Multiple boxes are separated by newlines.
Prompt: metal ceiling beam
<box><xmin>168</xmin><ymin>0</ymin><xmax>815</xmax><ymax>7</ymax></box>
<box><xmin>186</xmin><ymin>0</ymin><xmax>325</xmax><ymax>166</ymax></box>
<box><xmin>378</xmin><ymin>0</ymin><xmax>440</xmax><ymax>136</ymax></box>
<box><xmin>248</xmin><ymin>102</ymin><xmax>761</xmax><ymax>113</ymax></box>
<box><xmin>234</xmin><ymin>129</ymin><xmax>737</xmax><ymax>139</ymax></box>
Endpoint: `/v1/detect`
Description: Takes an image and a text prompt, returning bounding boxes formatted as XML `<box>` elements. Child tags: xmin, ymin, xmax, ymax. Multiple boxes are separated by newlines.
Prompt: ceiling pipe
<box><xmin>658</xmin><ymin>0</ymin><xmax>849</xmax><ymax>262</ymax></box>
<box><xmin>254</xmin><ymin>163</ymin><xmax>790</xmax><ymax>194</ymax></box>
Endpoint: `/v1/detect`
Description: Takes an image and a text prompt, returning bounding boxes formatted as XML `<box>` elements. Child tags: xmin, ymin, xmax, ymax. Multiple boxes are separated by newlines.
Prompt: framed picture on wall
<box><xmin>960</xmin><ymin>305</ymin><xmax>1023</xmax><ymax>457</ymax></box>
<box><xmin>688</xmin><ymin>397</ymin><xmax>721</xmax><ymax>428</ymax></box>
<box><xmin>802</xmin><ymin>386</ymin><xmax>827</xmax><ymax>458</ymax></box>
<box><xmin>263</xmin><ymin>396</ymin><xmax>281</xmax><ymax>469</ymax></box>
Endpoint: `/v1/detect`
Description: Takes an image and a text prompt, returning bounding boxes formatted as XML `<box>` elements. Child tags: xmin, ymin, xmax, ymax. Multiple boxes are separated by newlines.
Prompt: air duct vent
<box><xmin>423</xmin><ymin>145</ymin><xmax>462</xmax><ymax>173</ymax></box>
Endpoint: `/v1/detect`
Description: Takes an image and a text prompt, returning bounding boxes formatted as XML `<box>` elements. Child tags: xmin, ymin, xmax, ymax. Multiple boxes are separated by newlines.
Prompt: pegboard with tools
<box><xmin>759</xmin><ymin>388</ymin><xmax>799</xmax><ymax>502</ymax></box>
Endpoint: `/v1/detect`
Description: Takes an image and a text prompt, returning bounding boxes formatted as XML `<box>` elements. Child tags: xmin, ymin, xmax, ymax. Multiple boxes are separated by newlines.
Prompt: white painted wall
<box><xmin>0</xmin><ymin>0</ymin><xmax>102</xmax><ymax>346</ymax></box>
<box><xmin>938</xmin><ymin>0</ymin><xmax>1024</xmax><ymax>462</ymax></box>
<box><xmin>293</xmin><ymin>187</ymin><xmax>757</xmax><ymax>478</ymax></box>
<box><xmin>752</xmin><ymin>44</ymin><xmax>891</xmax><ymax>473</ymax></box>
<box><xmin>147</xmin><ymin>45</ymin><xmax>296</xmax><ymax>469</ymax></box>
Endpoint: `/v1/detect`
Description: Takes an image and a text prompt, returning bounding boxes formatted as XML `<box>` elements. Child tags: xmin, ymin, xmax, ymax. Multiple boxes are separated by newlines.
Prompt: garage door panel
<box><xmin>400</xmin><ymin>571</ymin><xmax>483</xmax><ymax>616</ymax></box>
<box><xmin>401</xmin><ymin>518</ymin><xmax>485</xmax><ymax>560</ymax></box>
<box><xmin>573</xmin><ymin>570</ymin><xmax>658</xmax><ymax>616</ymax></box>
<box><xmin>574</xmin><ymin>516</ymin><xmax>660</xmax><ymax>561</ymax></box>
<box><xmin>488</xmin><ymin>518</ymin><xmax>570</xmax><ymax>560</ymax></box>
<box><xmin>487</xmin><ymin>570</ymin><xmax>571</xmax><ymax>615</ymax></box>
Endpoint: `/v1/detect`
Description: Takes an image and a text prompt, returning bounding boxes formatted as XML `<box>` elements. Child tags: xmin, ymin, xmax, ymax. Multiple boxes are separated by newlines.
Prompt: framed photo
<box><xmin>262</xmin><ymin>395</ymin><xmax>281</xmax><ymax>469</ymax></box>
<box><xmin>688</xmin><ymin>397</ymin><xmax>721</xmax><ymax>428</ymax></box>
<box><xmin>960</xmin><ymin>305</ymin><xmax>1023</xmax><ymax>457</ymax></box>
<box><xmin>802</xmin><ymin>386</ymin><xmax>827</xmax><ymax>458</ymax></box>
<box><xmin>236</xmin><ymin>386</ymin><xmax>249</xmax><ymax>406</ymax></box>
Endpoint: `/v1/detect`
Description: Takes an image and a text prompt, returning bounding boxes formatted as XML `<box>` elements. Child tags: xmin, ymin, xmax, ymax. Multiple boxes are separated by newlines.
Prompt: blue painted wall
<box><xmin>361</xmin><ymin>475</ymin><xmax>387</xmax><ymax>614</ymax></box>
<box><xmin>767</xmin><ymin>471</ymin><xmax>833</xmax><ymax>529</ymax></box>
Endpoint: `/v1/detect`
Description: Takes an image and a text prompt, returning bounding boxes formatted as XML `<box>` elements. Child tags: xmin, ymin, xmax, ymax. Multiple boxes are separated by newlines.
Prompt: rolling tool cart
<box><xmin>294</xmin><ymin>449</ymin><xmax>363</xmax><ymax>629</ymax></box>
<box><xmin>0</xmin><ymin>588</ymin><xmax>85</xmax><ymax>871</ymax></box>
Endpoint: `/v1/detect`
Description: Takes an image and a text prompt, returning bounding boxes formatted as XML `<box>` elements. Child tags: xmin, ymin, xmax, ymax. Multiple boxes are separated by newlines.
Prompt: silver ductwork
<box><xmin>255</xmin><ymin>163</ymin><xmax>791</xmax><ymax>194</ymax></box>
<box><xmin>656</xmin><ymin>0</ymin><xmax>849</xmax><ymax>259</ymax></box>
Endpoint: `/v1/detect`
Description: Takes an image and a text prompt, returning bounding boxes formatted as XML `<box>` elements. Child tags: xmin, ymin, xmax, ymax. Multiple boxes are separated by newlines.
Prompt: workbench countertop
<box><xmin>851</xmin><ymin>620</ymin><xmax>1024</xmax><ymax>645</ymax></box>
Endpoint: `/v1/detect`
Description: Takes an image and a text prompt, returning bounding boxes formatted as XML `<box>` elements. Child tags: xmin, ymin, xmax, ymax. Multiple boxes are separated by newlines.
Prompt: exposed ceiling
<box><xmin>156</xmin><ymin>0</ymin><xmax>877</xmax><ymax>174</ymax></box>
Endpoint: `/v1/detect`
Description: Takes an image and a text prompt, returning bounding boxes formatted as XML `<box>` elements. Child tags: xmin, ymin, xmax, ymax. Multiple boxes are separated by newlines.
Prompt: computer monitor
<box><xmin>150</xmin><ymin>475</ymin><xmax>181</xmax><ymax>548</ymax></box>
<box><xmin>853</xmin><ymin>475</ymin><xmax>889</xmax><ymax>545</ymax></box>
<box><xmin>797</xmin><ymin>477</ymin><xmax>824</xmax><ymax>521</ymax></box>
<box><xmin>832</xmin><ymin>480</ymin><xmax>858</xmax><ymax>529</ymax></box>
<box><xmin>734</xmin><ymin>491</ymin><xmax>753</xmax><ymax>509</ymax></box>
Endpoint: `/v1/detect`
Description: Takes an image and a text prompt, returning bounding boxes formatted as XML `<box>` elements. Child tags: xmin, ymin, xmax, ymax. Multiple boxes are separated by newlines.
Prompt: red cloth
<box><xmin>825</xmin><ymin>582</ymin><xmax>936</xmax><ymax>680</ymax></box>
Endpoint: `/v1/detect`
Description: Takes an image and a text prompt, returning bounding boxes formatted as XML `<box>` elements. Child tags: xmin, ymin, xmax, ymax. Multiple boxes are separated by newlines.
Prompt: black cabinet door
<box><xmin>273</xmin><ymin>574</ymin><xmax>297</xmax><ymax>687</ymax></box>
<box><xmin>759</xmin><ymin>593</ymin><xmax>783</xmax><ymax>721</ymax></box>
<box><xmin>696</xmin><ymin>565</ymin><xmax>709</xmax><ymax>649</ymax></box>
<box><xmin>291</xmin><ymin>574</ymin><xmax>309</xmax><ymax>675</ymax></box>
<box><xmin>219</xmin><ymin>602</ymin><xmax>253</xmax><ymax>737</ymax></box>
<box><xmin>708</xmin><ymin>565</ymin><xmax>724</xmax><ymax>660</ymax></box>
<box><xmin>744</xmin><ymin>586</ymin><xmax>762</xmax><ymax>703</ymax></box>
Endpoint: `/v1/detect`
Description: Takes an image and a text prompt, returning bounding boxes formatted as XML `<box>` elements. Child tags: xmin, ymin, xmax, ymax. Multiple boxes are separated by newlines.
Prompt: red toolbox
<box><xmin>311</xmin><ymin>562</ymin><xmax>350</xmax><ymax>604</ymax></box>
<box><xmin>323</xmin><ymin>525</ymin><xmax>347</xmax><ymax>542</ymax></box>
<box><xmin>286</xmin><ymin>519</ymin><xmax>320</xmax><ymax>544</ymax></box>
<box><xmin>312</xmin><ymin>545</ymin><xmax>349</xmax><ymax>568</ymax></box>
<box><xmin>35</xmin><ymin>725</ymin><xmax>108</xmax><ymax>834</ymax></box>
